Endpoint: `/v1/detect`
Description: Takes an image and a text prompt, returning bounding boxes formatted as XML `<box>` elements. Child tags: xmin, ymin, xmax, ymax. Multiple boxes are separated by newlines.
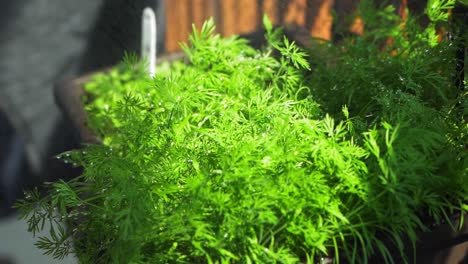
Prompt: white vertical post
<box><xmin>141</xmin><ymin>7</ymin><xmax>157</xmax><ymax>77</ymax></box>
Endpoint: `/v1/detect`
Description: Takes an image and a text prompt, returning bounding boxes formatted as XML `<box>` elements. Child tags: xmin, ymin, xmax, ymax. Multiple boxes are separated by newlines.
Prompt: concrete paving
<box><xmin>0</xmin><ymin>214</ymin><xmax>77</xmax><ymax>264</ymax></box>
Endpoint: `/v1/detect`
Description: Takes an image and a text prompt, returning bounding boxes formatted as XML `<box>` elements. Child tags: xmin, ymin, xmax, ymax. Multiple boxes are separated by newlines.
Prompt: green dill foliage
<box><xmin>307</xmin><ymin>0</ymin><xmax>460</xmax><ymax>123</ymax></box>
<box><xmin>16</xmin><ymin>3</ymin><xmax>467</xmax><ymax>264</ymax></box>
<box><xmin>305</xmin><ymin>0</ymin><xmax>467</xmax><ymax>260</ymax></box>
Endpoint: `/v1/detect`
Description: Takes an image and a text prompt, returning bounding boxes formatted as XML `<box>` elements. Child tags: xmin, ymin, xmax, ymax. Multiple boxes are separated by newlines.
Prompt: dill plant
<box><xmin>305</xmin><ymin>0</ymin><xmax>467</xmax><ymax>260</ymax></box>
<box><xmin>16</xmin><ymin>2</ymin><xmax>467</xmax><ymax>263</ymax></box>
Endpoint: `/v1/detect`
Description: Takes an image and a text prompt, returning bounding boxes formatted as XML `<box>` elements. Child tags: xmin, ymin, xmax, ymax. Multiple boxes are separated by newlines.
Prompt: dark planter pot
<box><xmin>54</xmin><ymin>51</ymin><xmax>186</xmax><ymax>146</ymax></box>
<box><xmin>414</xmin><ymin>213</ymin><xmax>468</xmax><ymax>264</ymax></box>
<box><xmin>54</xmin><ymin>73</ymin><xmax>100</xmax><ymax>146</ymax></box>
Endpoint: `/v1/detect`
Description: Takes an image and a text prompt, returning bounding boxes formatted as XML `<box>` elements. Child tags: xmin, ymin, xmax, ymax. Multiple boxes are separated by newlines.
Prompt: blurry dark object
<box><xmin>0</xmin><ymin>256</ymin><xmax>14</xmax><ymax>264</ymax></box>
<box><xmin>54</xmin><ymin>74</ymin><xmax>105</xmax><ymax>146</ymax></box>
<box><xmin>415</xmin><ymin>213</ymin><xmax>468</xmax><ymax>264</ymax></box>
<box><xmin>0</xmin><ymin>107</ymin><xmax>33</xmax><ymax>218</ymax></box>
<box><xmin>79</xmin><ymin>0</ymin><xmax>165</xmax><ymax>73</ymax></box>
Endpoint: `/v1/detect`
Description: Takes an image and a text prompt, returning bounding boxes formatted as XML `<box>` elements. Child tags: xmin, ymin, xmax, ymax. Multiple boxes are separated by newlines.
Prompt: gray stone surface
<box><xmin>0</xmin><ymin>214</ymin><xmax>77</xmax><ymax>264</ymax></box>
<box><xmin>0</xmin><ymin>0</ymin><xmax>103</xmax><ymax>174</ymax></box>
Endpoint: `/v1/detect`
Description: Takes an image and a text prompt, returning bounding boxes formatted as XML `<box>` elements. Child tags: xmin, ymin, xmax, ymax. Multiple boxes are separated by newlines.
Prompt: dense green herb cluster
<box><xmin>307</xmin><ymin>0</ymin><xmax>460</xmax><ymax>124</ymax></box>
<box><xmin>304</xmin><ymin>0</ymin><xmax>467</xmax><ymax>260</ymax></box>
<box><xmin>16</xmin><ymin>1</ymin><xmax>466</xmax><ymax>263</ymax></box>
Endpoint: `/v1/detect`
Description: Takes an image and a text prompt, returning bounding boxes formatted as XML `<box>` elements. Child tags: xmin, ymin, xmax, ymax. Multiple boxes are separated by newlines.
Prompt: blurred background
<box><xmin>0</xmin><ymin>0</ymin><xmax>433</xmax><ymax>263</ymax></box>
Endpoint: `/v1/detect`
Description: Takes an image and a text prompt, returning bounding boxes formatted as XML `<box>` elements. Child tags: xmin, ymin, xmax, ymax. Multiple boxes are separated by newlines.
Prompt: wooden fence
<box><xmin>164</xmin><ymin>0</ymin><xmax>423</xmax><ymax>52</ymax></box>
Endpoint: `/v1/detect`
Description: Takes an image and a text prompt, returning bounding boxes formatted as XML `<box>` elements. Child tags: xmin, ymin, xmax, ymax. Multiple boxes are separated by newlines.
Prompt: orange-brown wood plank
<box><xmin>309</xmin><ymin>0</ymin><xmax>334</xmax><ymax>40</ymax></box>
<box><xmin>220</xmin><ymin>0</ymin><xmax>238</xmax><ymax>36</ymax></box>
<box><xmin>283</xmin><ymin>0</ymin><xmax>307</xmax><ymax>26</ymax></box>
<box><xmin>237</xmin><ymin>0</ymin><xmax>259</xmax><ymax>34</ymax></box>
<box><xmin>263</xmin><ymin>0</ymin><xmax>279</xmax><ymax>25</ymax></box>
<box><xmin>165</xmin><ymin>0</ymin><xmax>178</xmax><ymax>52</ymax></box>
<box><xmin>165</xmin><ymin>0</ymin><xmax>191</xmax><ymax>52</ymax></box>
<box><xmin>191</xmin><ymin>0</ymin><xmax>206</xmax><ymax>30</ymax></box>
<box><xmin>204</xmin><ymin>0</ymin><xmax>219</xmax><ymax>32</ymax></box>
<box><xmin>350</xmin><ymin>16</ymin><xmax>364</xmax><ymax>35</ymax></box>
<box><xmin>178</xmin><ymin>0</ymin><xmax>191</xmax><ymax>48</ymax></box>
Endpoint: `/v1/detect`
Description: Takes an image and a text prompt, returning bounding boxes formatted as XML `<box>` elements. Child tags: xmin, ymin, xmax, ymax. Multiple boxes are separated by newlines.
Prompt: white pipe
<box><xmin>141</xmin><ymin>7</ymin><xmax>156</xmax><ymax>77</ymax></box>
